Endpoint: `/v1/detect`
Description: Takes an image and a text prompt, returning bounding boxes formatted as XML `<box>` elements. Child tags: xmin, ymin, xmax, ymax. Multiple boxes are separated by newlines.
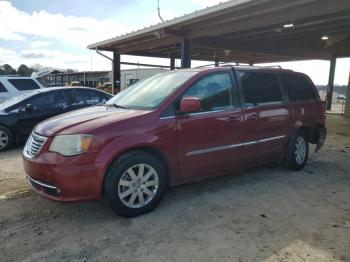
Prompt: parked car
<box><xmin>337</xmin><ymin>94</ymin><xmax>346</xmax><ymax>102</ymax></box>
<box><xmin>69</xmin><ymin>81</ymin><xmax>81</xmax><ymax>87</ymax></box>
<box><xmin>22</xmin><ymin>67</ymin><xmax>327</xmax><ymax>217</ymax></box>
<box><xmin>0</xmin><ymin>77</ymin><xmax>44</xmax><ymax>104</ymax></box>
<box><xmin>0</xmin><ymin>87</ymin><xmax>112</xmax><ymax>151</ymax></box>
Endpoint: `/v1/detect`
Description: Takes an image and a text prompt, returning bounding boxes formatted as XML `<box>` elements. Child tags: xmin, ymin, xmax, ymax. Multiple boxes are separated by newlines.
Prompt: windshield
<box><xmin>106</xmin><ymin>71</ymin><xmax>197</xmax><ymax>110</ymax></box>
<box><xmin>0</xmin><ymin>91</ymin><xmax>39</xmax><ymax>110</ymax></box>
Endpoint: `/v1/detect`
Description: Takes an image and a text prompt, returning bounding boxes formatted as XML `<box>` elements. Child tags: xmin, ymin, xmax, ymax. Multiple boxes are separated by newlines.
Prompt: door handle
<box><xmin>247</xmin><ymin>113</ymin><xmax>258</xmax><ymax>121</ymax></box>
<box><xmin>228</xmin><ymin>115</ymin><xmax>241</xmax><ymax>123</ymax></box>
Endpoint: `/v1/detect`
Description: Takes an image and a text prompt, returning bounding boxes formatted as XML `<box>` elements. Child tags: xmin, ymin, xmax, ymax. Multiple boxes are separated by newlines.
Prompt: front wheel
<box><xmin>104</xmin><ymin>151</ymin><xmax>167</xmax><ymax>217</ymax></box>
<box><xmin>0</xmin><ymin>126</ymin><xmax>13</xmax><ymax>152</ymax></box>
<box><xmin>286</xmin><ymin>131</ymin><xmax>309</xmax><ymax>170</ymax></box>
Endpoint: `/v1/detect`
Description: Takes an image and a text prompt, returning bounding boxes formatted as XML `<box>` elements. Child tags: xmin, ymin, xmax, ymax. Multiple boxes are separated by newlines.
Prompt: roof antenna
<box><xmin>157</xmin><ymin>0</ymin><xmax>164</xmax><ymax>22</ymax></box>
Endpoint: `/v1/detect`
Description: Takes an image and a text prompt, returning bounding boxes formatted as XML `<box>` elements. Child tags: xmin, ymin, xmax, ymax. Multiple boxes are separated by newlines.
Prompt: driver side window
<box><xmin>183</xmin><ymin>73</ymin><xmax>233</xmax><ymax>112</ymax></box>
<box><xmin>25</xmin><ymin>91</ymin><xmax>68</xmax><ymax>111</ymax></box>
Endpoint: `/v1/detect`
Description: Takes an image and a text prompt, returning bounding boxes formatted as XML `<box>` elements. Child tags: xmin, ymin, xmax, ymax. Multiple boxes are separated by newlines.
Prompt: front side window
<box><xmin>183</xmin><ymin>73</ymin><xmax>233</xmax><ymax>112</ymax></box>
<box><xmin>240</xmin><ymin>71</ymin><xmax>282</xmax><ymax>106</ymax></box>
<box><xmin>0</xmin><ymin>82</ymin><xmax>8</xmax><ymax>93</ymax></box>
<box><xmin>106</xmin><ymin>71</ymin><xmax>197</xmax><ymax>110</ymax></box>
<box><xmin>281</xmin><ymin>73</ymin><xmax>316</xmax><ymax>102</ymax></box>
<box><xmin>25</xmin><ymin>91</ymin><xmax>68</xmax><ymax>110</ymax></box>
<box><xmin>8</xmin><ymin>79</ymin><xmax>41</xmax><ymax>91</ymax></box>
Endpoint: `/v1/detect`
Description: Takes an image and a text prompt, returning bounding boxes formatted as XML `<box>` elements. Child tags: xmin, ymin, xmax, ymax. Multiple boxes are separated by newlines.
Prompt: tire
<box><xmin>0</xmin><ymin>126</ymin><xmax>13</xmax><ymax>152</ymax></box>
<box><xmin>104</xmin><ymin>151</ymin><xmax>167</xmax><ymax>218</ymax></box>
<box><xmin>286</xmin><ymin>130</ymin><xmax>309</xmax><ymax>170</ymax></box>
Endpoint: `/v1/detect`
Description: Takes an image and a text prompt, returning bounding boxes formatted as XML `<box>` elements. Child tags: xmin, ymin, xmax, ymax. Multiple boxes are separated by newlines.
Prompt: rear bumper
<box><xmin>315</xmin><ymin>127</ymin><xmax>327</xmax><ymax>152</ymax></box>
<box><xmin>23</xmin><ymin>155</ymin><xmax>106</xmax><ymax>202</ymax></box>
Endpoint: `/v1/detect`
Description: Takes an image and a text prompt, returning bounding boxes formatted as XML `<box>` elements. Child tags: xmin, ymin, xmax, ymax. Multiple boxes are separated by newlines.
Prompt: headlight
<box><xmin>49</xmin><ymin>134</ymin><xmax>93</xmax><ymax>156</ymax></box>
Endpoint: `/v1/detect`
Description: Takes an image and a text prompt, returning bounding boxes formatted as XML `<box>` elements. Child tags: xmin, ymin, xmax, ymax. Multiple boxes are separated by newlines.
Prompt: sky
<box><xmin>0</xmin><ymin>0</ymin><xmax>350</xmax><ymax>85</ymax></box>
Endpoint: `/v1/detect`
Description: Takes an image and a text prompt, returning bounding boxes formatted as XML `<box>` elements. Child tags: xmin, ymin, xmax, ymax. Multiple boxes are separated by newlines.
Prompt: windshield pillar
<box><xmin>112</xmin><ymin>51</ymin><xmax>121</xmax><ymax>94</ymax></box>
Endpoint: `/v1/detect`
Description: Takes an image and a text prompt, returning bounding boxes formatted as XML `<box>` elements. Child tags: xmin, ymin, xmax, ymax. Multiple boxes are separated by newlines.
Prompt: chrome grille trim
<box><xmin>27</xmin><ymin>176</ymin><xmax>58</xmax><ymax>190</ymax></box>
<box><xmin>23</xmin><ymin>132</ymin><xmax>48</xmax><ymax>159</ymax></box>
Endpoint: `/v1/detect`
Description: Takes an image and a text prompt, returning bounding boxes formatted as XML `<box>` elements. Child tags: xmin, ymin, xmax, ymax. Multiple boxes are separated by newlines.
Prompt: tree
<box><xmin>18</xmin><ymin>64</ymin><xmax>34</xmax><ymax>76</ymax></box>
<box><xmin>0</xmin><ymin>64</ymin><xmax>16</xmax><ymax>75</ymax></box>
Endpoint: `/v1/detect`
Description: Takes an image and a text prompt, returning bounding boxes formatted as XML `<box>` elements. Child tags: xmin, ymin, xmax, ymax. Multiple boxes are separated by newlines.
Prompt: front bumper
<box><xmin>23</xmin><ymin>154</ymin><xmax>106</xmax><ymax>202</ymax></box>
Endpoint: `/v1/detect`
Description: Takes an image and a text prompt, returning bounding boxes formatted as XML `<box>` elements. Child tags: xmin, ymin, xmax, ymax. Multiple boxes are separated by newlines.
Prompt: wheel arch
<box><xmin>297</xmin><ymin>124</ymin><xmax>324</xmax><ymax>144</ymax></box>
<box><xmin>0</xmin><ymin>124</ymin><xmax>14</xmax><ymax>135</ymax></box>
<box><xmin>101</xmin><ymin>145</ymin><xmax>171</xmax><ymax>197</ymax></box>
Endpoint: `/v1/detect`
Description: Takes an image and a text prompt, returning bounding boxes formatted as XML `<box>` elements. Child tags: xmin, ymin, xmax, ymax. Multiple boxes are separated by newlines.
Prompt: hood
<box><xmin>35</xmin><ymin>106</ymin><xmax>150</xmax><ymax>137</ymax></box>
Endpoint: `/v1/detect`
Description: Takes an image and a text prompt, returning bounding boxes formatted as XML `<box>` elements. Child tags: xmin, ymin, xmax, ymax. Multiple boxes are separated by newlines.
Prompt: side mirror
<box><xmin>25</xmin><ymin>104</ymin><xmax>34</xmax><ymax>112</ymax></box>
<box><xmin>180</xmin><ymin>97</ymin><xmax>201</xmax><ymax>113</ymax></box>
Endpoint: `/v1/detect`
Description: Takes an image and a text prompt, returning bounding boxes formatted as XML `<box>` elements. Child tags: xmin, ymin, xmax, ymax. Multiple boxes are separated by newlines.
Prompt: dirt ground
<box><xmin>0</xmin><ymin>114</ymin><xmax>350</xmax><ymax>262</ymax></box>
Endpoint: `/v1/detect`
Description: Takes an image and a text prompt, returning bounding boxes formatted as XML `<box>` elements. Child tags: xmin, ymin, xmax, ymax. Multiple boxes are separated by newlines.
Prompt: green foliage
<box><xmin>17</xmin><ymin>64</ymin><xmax>34</xmax><ymax>76</ymax></box>
<box><xmin>0</xmin><ymin>64</ymin><xmax>16</xmax><ymax>75</ymax></box>
<box><xmin>0</xmin><ymin>64</ymin><xmax>37</xmax><ymax>76</ymax></box>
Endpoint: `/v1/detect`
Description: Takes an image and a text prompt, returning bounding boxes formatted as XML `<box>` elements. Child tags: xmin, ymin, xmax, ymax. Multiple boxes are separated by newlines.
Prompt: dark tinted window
<box><xmin>183</xmin><ymin>73</ymin><xmax>233</xmax><ymax>112</ymax></box>
<box><xmin>86</xmin><ymin>90</ymin><xmax>100</xmax><ymax>105</ymax></box>
<box><xmin>281</xmin><ymin>73</ymin><xmax>316</xmax><ymax>102</ymax></box>
<box><xmin>71</xmin><ymin>89</ymin><xmax>106</xmax><ymax>106</ymax></box>
<box><xmin>94</xmin><ymin>91</ymin><xmax>110</xmax><ymax>104</ymax></box>
<box><xmin>240</xmin><ymin>71</ymin><xmax>282</xmax><ymax>106</ymax></box>
<box><xmin>8</xmin><ymin>79</ymin><xmax>41</xmax><ymax>91</ymax></box>
<box><xmin>71</xmin><ymin>90</ymin><xmax>89</xmax><ymax>106</ymax></box>
<box><xmin>26</xmin><ymin>91</ymin><xmax>68</xmax><ymax>110</ymax></box>
<box><xmin>0</xmin><ymin>82</ymin><xmax>8</xmax><ymax>93</ymax></box>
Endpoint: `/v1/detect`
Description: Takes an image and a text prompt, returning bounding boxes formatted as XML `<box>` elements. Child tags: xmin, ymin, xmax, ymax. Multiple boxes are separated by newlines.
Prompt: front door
<box><xmin>176</xmin><ymin>72</ymin><xmax>243</xmax><ymax>180</ymax></box>
<box><xmin>15</xmin><ymin>90</ymin><xmax>69</xmax><ymax>139</ymax></box>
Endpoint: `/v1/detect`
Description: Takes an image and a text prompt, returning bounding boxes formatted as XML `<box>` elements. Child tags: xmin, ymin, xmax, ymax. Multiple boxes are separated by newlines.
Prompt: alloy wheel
<box><xmin>117</xmin><ymin>164</ymin><xmax>159</xmax><ymax>208</ymax></box>
<box><xmin>295</xmin><ymin>136</ymin><xmax>306</xmax><ymax>165</ymax></box>
<box><xmin>0</xmin><ymin>130</ymin><xmax>9</xmax><ymax>150</ymax></box>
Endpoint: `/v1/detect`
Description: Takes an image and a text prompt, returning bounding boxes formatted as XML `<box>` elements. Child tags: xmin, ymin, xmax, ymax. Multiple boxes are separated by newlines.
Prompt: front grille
<box><xmin>23</xmin><ymin>132</ymin><xmax>47</xmax><ymax>158</ymax></box>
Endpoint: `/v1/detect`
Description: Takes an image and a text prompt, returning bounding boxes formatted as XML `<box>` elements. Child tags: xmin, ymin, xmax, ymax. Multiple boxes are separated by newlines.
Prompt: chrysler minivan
<box><xmin>23</xmin><ymin>66</ymin><xmax>326</xmax><ymax>217</ymax></box>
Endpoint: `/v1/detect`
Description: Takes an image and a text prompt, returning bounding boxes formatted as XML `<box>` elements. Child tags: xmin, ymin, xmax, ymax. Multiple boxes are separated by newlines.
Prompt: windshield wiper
<box><xmin>107</xmin><ymin>103</ymin><xmax>129</xmax><ymax>109</ymax></box>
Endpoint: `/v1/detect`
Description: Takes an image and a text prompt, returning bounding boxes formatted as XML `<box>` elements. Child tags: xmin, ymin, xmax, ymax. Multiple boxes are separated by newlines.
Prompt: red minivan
<box><xmin>23</xmin><ymin>66</ymin><xmax>326</xmax><ymax>217</ymax></box>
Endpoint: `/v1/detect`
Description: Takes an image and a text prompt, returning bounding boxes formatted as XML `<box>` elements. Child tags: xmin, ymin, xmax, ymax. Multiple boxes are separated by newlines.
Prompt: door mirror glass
<box><xmin>25</xmin><ymin>103</ymin><xmax>34</xmax><ymax>112</ymax></box>
<box><xmin>180</xmin><ymin>97</ymin><xmax>201</xmax><ymax>113</ymax></box>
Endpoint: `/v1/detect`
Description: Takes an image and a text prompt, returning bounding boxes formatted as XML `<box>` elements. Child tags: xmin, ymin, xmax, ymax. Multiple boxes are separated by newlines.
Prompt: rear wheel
<box><xmin>0</xmin><ymin>126</ymin><xmax>13</xmax><ymax>152</ymax></box>
<box><xmin>286</xmin><ymin>130</ymin><xmax>309</xmax><ymax>170</ymax></box>
<box><xmin>104</xmin><ymin>151</ymin><xmax>167</xmax><ymax>217</ymax></box>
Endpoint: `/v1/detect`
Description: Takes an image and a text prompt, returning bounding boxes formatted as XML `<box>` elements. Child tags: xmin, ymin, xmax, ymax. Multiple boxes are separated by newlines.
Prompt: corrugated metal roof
<box><xmin>87</xmin><ymin>0</ymin><xmax>254</xmax><ymax>49</ymax></box>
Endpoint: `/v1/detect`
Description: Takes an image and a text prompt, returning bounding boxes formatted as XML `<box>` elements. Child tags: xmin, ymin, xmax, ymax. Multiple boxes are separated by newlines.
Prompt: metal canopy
<box><xmin>88</xmin><ymin>0</ymin><xmax>350</xmax><ymax>64</ymax></box>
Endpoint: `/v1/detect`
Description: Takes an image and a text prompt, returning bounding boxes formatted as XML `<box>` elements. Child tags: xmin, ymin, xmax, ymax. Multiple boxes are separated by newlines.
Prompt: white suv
<box><xmin>0</xmin><ymin>77</ymin><xmax>44</xmax><ymax>103</ymax></box>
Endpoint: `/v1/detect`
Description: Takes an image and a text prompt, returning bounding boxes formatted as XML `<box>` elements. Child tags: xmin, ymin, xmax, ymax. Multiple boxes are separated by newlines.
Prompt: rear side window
<box><xmin>239</xmin><ymin>71</ymin><xmax>282</xmax><ymax>106</ymax></box>
<box><xmin>71</xmin><ymin>90</ymin><xmax>89</xmax><ymax>106</ymax></box>
<box><xmin>8</xmin><ymin>79</ymin><xmax>41</xmax><ymax>91</ymax></box>
<box><xmin>70</xmin><ymin>89</ymin><xmax>105</xmax><ymax>106</ymax></box>
<box><xmin>0</xmin><ymin>82</ymin><xmax>8</xmax><ymax>93</ymax></box>
<box><xmin>280</xmin><ymin>73</ymin><xmax>316</xmax><ymax>102</ymax></box>
<box><xmin>94</xmin><ymin>91</ymin><xmax>110</xmax><ymax>104</ymax></box>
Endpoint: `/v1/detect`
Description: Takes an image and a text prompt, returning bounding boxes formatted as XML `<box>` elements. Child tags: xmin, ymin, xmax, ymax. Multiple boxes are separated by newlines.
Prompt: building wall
<box><xmin>37</xmin><ymin>68</ymin><xmax>168</xmax><ymax>89</ymax></box>
<box><xmin>119</xmin><ymin>68</ymin><xmax>168</xmax><ymax>89</ymax></box>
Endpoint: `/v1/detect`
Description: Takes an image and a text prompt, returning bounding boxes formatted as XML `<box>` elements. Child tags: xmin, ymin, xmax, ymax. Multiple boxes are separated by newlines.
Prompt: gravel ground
<box><xmin>0</xmin><ymin>114</ymin><xmax>349</xmax><ymax>262</ymax></box>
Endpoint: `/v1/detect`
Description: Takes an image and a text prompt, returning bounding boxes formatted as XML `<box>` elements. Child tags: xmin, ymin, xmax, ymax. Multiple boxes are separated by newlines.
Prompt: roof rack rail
<box><xmin>262</xmin><ymin>65</ymin><xmax>282</xmax><ymax>69</ymax></box>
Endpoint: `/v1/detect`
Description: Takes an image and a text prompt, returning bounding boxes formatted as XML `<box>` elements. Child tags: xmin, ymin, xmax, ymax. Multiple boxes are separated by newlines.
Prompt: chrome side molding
<box><xmin>186</xmin><ymin>135</ymin><xmax>286</xmax><ymax>156</ymax></box>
